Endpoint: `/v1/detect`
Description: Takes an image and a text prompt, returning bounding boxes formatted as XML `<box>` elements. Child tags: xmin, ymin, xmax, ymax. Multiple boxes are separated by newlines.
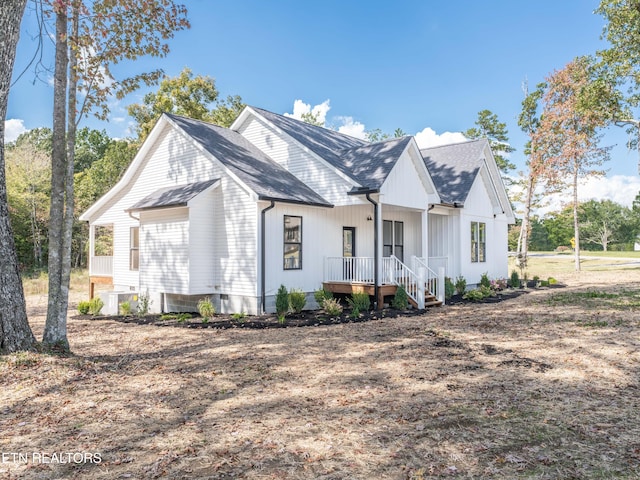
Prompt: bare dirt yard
<box><xmin>2</xmin><ymin>265</ymin><xmax>640</xmax><ymax>479</ymax></box>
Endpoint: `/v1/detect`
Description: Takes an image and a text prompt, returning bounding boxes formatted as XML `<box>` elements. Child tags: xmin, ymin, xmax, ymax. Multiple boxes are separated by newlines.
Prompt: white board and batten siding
<box><xmin>459</xmin><ymin>173</ymin><xmax>509</xmax><ymax>283</ymax></box>
<box><xmin>237</xmin><ymin>115</ymin><xmax>359</xmax><ymax>206</ymax></box>
<box><xmin>380</xmin><ymin>147</ymin><xmax>436</xmax><ymax>209</ymax></box>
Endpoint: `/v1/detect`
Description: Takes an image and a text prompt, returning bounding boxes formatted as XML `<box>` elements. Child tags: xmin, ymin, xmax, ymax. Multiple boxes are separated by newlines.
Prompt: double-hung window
<box><xmin>471</xmin><ymin>221</ymin><xmax>486</xmax><ymax>263</ymax></box>
<box><xmin>130</xmin><ymin>226</ymin><xmax>139</xmax><ymax>270</ymax></box>
<box><xmin>283</xmin><ymin>215</ymin><xmax>302</xmax><ymax>270</ymax></box>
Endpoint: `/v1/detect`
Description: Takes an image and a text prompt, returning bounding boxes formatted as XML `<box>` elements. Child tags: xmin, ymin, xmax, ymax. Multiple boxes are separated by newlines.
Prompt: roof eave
<box><xmin>258</xmin><ymin>195</ymin><xmax>334</xmax><ymax>208</ymax></box>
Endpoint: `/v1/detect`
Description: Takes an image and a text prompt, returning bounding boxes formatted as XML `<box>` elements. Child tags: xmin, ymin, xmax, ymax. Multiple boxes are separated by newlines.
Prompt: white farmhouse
<box><xmin>80</xmin><ymin>106</ymin><xmax>514</xmax><ymax>315</ymax></box>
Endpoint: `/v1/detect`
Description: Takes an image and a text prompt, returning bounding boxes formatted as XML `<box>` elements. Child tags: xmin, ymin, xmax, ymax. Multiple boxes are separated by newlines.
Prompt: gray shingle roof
<box><xmin>420</xmin><ymin>138</ymin><xmax>487</xmax><ymax>205</ymax></box>
<box><xmin>127</xmin><ymin>179</ymin><xmax>219</xmax><ymax>212</ymax></box>
<box><xmin>166</xmin><ymin>114</ymin><xmax>332</xmax><ymax>207</ymax></box>
<box><xmin>250</xmin><ymin>107</ymin><xmax>409</xmax><ymax>188</ymax></box>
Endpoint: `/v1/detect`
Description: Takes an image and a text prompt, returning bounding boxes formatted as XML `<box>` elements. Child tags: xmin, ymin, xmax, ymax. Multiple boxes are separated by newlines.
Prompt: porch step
<box><xmin>408</xmin><ymin>293</ymin><xmax>443</xmax><ymax>309</ymax></box>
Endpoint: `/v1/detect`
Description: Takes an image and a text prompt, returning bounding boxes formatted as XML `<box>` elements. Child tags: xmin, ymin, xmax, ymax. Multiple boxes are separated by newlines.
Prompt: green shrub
<box><xmin>177</xmin><ymin>313</ymin><xmax>192</xmax><ymax>323</ymax></box>
<box><xmin>462</xmin><ymin>288</ymin><xmax>485</xmax><ymax>302</ymax></box>
<box><xmin>347</xmin><ymin>291</ymin><xmax>371</xmax><ymax>317</ymax></box>
<box><xmin>289</xmin><ymin>289</ymin><xmax>307</xmax><ymax>313</ymax></box>
<box><xmin>392</xmin><ymin>284</ymin><xmax>409</xmax><ymax>309</ymax></box>
<box><xmin>197</xmin><ymin>297</ymin><xmax>215</xmax><ymax>322</ymax></box>
<box><xmin>323</xmin><ymin>298</ymin><xmax>343</xmax><ymax>316</ymax></box>
<box><xmin>454</xmin><ymin>276</ymin><xmax>467</xmax><ymax>295</ymax></box>
<box><xmin>548</xmin><ymin>277</ymin><xmax>557</xmax><ymax>285</ymax></box>
<box><xmin>78</xmin><ymin>300</ymin><xmax>91</xmax><ymax>315</ymax></box>
<box><xmin>510</xmin><ymin>270</ymin><xmax>520</xmax><ymax>288</ymax></box>
<box><xmin>88</xmin><ymin>297</ymin><xmax>104</xmax><ymax>316</ymax></box>
<box><xmin>119</xmin><ymin>301</ymin><xmax>132</xmax><ymax>316</ymax></box>
<box><xmin>480</xmin><ymin>272</ymin><xmax>491</xmax><ymax>289</ymax></box>
<box><xmin>276</xmin><ymin>285</ymin><xmax>289</xmax><ymax>321</ymax></box>
<box><xmin>137</xmin><ymin>291</ymin><xmax>152</xmax><ymax>316</ymax></box>
<box><xmin>232</xmin><ymin>312</ymin><xmax>247</xmax><ymax>321</ymax></box>
<box><xmin>444</xmin><ymin>277</ymin><xmax>455</xmax><ymax>300</ymax></box>
<box><xmin>314</xmin><ymin>288</ymin><xmax>333</xmax><ymax>306</ymax></box>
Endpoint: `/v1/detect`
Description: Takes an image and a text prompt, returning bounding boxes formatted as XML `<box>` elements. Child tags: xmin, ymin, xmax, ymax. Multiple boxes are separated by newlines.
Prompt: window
<box><xmin>383</xmin><ymin>220</ymin><xmax>404</xmax><ymax>262</ymax></box>
<box><xmin>283</xmin><ymin>215</ymin><xmax>302</xmax><ymax>269</ymax></box>
<box><xmin>130</xmin><ymin>226</ymin><xmax>139</xmax><ymax>270</ymax></box>
<box><xmin>471</xmin><ymin>222</ymin><xmax>486</xmax><ymax>263</ymax></box>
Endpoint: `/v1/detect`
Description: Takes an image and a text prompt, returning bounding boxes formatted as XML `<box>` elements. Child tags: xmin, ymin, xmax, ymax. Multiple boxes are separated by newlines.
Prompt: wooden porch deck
<box><xmin>322</xmin><ymin>282</ymin><xmax>442</xmax><ymax>309</ymax></box>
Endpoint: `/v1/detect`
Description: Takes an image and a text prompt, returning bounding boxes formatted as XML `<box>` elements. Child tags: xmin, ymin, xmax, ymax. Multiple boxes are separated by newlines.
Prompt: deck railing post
<box><xmin>437</xmin><ymin>266</ymin><xmax>445</xmax><ymax>305</ymax></box>
<box><xmin>417</xmin><ymin>266</ymin><xmax>426</xmax><ymax>309</ymax></box>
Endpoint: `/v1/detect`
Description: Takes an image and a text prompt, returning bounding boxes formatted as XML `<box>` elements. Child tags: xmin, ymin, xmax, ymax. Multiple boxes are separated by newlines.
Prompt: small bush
<box><xmin>491</xmin><ymin>278</ymin><xmax>507</xmax><ymax>291</ymax></box>
<box><xmin>347</xmin><ymin>292</ymin><xmax>371</xmax><ymax>317</ymax></box>
<box><xmin>392</xmin><ymin>284</ymin><xmax>409</xmax><ymax>309</ymax></box>
<box><xmin>323</xmin><ymin>298</ymin><xmax>343</xmax><ymax>316</ymax></box>
<box><xmin>119</xmin><ymin>301</ymin><xmax>132</xmax><ymax>316</ymax></box>
<box><xmin>78</xmin><ymin>300</ymin><xmax>91</xmax><ymax>315</ymax></box>
<box><xmin>463</xmin><ymin>288</ymin><xmax>486</xmax><ymax>302</ymax></box>
<box><xmin>198</xmin><ymin>298</ymin><xmax>215</xmax><ymax>321</ymax></box>
<box><xmin>88</xmin><ymin>297</ymin><xmax>104</xmax><ymax>316</ymax></box>
<box><xmin>480</xmin><ymin>272</ymin><xmax>491</xmax><ymax>289</ymax></box>
<box><xmin>314</xmin><ymin>288</ymin><xmax>333</xmax><ymax>306</ymax></box>
<box><xmin>232</xmin><ymin>312</ymin><xmax>247</xmax><ymax>321</ymax></box>
<box><xmin>548</xmin><ymin>277</ymin><xmax>557</xmax><ymax>285</ymax></box>
<box><xmin>275</xmin><ymin>285</ymin><xmax>289</xmax><ymax>318</ymax></box>
<box><xmin>289</xmin><ymin>289</ymin><xmax>307</xmax><ymax>313</ymax></box>
<box><xmin>510</xmin><ymin>270</ymin><xmax>520</xmax><ymax>289</ymax></box>
<box><xmin>454</xmin><ymin>276</ymin><xmax>467</xmax><ymax>295</ymax></box>
<box><xmin>444</xmin><ymin>277</ymin><xmax>455</xmax><ymax>300</ymax></box>
<box><xmin>137</xmin><ymin>291</ymin><xmax>152</xmax><ymax>316</ymax></box>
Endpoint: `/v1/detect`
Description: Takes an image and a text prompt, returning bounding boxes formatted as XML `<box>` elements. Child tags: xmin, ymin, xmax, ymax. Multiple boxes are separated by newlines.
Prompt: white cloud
<box><xmin>414</xmin><ymin>127</ymin><xmax>467</xmax><ymax>149</ymax></box>
<box><xmin>285</xmin><ymin>99</ymin><xmax>331</xmax><ymax>126</ymax></box>
<box><xmin>4</xmin><ymin>119</ymin><xmax>28</xmax><ymax>143</ymax></box>
<box><xmin>335</xmin><ymin>116</ymin><xmax>367</xmax><ymax>140</ymax></box>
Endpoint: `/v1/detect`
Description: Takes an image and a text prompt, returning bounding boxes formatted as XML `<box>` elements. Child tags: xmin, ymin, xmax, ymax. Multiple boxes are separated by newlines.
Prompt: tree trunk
<box><xmin>0</xmin><ymin>0</ymin><xmax>36</xmax><ymax>353</ymax></box>
<box><xmin>572</xmin><ymin>162</ymin><xmax>581</xmax><ymax>272</ymax></box>
<box><xmin>43</xmin><ymin>3</ymin><xmax>70</xmax><ymax>350</ymax></box>
<box><xmin>517</xmin><ymin>173</ymin><xmax>535</xmax><ymax>263</ymax></box>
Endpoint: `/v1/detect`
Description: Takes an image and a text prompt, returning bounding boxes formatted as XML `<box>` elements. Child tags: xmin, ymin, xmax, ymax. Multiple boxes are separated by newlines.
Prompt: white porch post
<box><xmin>88</xmin><ymin>224</ymin><xmax>95</xmax><ymax>275</ymax></box>
<box><xmin>437</xmin><ymin>266</ymin><xmax>446</xmax><ymax>305</ymax></box>
<box><xmin>421</xmin><ymin>209</ymin><xmax>429</xmax><ymax>262</ymax></box>
<box><xmin>417</xmin><ymin>266</ymin><xmax>426</xmax><ymax>309</ymax></box>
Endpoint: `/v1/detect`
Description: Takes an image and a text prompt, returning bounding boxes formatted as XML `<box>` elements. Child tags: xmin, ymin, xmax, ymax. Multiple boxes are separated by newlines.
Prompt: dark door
<box><xmin>343</xmin><ymin>227</ymin><xmax>356</xmax><ymax>280</ymax></box>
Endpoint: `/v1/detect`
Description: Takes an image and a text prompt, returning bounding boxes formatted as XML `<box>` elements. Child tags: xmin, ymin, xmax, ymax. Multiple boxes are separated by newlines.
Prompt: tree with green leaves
<box><xmin>533</xmin><ymin>57</ymin><xmax>611</xmax><ymax>271</ymax></box>
<box><xmin>579</xmin><ymin>199</ymin><xmax>638</xmax><ymax>251</ymax></box>
<box><xmin>595</xmin><ymin>0</ymin><xmax>640</xmax><ymax>168</ymax></box>
<box><xmin>464</xmin><ymin>109</ymin><xmax>516</xmax><ymax>175</ymax></box>
<box><xmin>128</xmin><ymin>67</ymin><xmax>245</xmax><ymax>141</ymax></box>
<box><xmin>0</xmin><ymin>0</ymin><xmax>37</xmax><ymax>353</ymax></box>
<box><xmin>6</xmin><ymin>136</ymin><xmax>51</xmax><ymax>269</ymax></box>
<box><xmin>365</xmin><ymin>127</ymin><xmax>406</xmax><ymax>143</ymax></box>
<box><xmin>44</xmin><ymin>0</ymin><xmax>189</xmax><ymax>351</ymax></box>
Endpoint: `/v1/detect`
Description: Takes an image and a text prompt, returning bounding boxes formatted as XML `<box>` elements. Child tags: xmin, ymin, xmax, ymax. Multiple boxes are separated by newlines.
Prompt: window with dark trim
<box><xmin>130</xmin><ymin>226</ymin><xmax>139</xmax><ymax>270</ymax></box>
<box><xmin>471</xmin><ymin>221</ymin><xmax>486</xmax><ymax>263</ymax></box>
<box><xmin>383</xmin><ymin>220</ymin><xmax>404</xmax><ymax>262</ymax></box>
<box><xmin>283</xmin><ymin>215</ymin><xmax>302</xmax><ymax>270</ymax></box>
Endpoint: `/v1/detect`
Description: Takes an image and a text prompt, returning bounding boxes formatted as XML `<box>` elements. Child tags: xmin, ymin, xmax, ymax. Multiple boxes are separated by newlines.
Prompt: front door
<box><xmin>343</xmin><ymin>227</ymin><xmax>356</xmax><ymax>280</ymax></box>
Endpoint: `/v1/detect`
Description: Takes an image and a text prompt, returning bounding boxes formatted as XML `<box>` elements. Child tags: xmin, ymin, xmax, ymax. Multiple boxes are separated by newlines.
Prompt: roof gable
<box><xmin>420</xmin><ymin>139</ymin><xmax>486</xmax><ymax>205</ymax></box>
<box><xmin>165</xmin><ymin>114</ymin><xmax>332</xmax><ymax>207</ymax></box>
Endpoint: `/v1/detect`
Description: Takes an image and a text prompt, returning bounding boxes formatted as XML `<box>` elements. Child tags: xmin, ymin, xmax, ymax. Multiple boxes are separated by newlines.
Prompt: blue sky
<box><xmin>7</xmin><ymin>0</ymin><xmax>640</xmax><ymax>212</ymax></box>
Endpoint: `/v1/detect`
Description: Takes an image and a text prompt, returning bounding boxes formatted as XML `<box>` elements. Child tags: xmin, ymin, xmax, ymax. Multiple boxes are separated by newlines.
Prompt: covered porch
<box><xmin>88</xmin><ymin>224</ymin><xmax>114</xmax><ymax>298</ymax></box>
<box><xmin>323</xmin><ymin>255</ymin><xmax>445</xmax><ymax>309</ymax></box>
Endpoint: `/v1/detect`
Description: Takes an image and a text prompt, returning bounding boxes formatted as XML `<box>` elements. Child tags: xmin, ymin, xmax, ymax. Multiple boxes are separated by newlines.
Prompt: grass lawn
<box><xmin>3</xmin><ymin>268</ymin><xmax>640</xmax><ymax>479</ymax></box>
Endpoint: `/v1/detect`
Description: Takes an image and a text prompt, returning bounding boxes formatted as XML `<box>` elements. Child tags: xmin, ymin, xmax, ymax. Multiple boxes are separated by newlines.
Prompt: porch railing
<box><xmin>412</xmin><ymin>256</ymin><xmax>445</xmax><ymax>304</ymax></box>
<box><xmin>90</xmin><ymin>255</ymin><xmax>113</xmax><ymax>276</ymax></box>
<box><xmin>325</xmin><ymin>257</ymin><xmax>375</xmax><ymax>283</ymax></box>
<box><xmin>383</xmin><ymin>255</ymin><xmax>425</xmax><ymax>308</ymax></box>
<box><xmin>427</xmin><ymin>256</ymin><xmax>449</xmax><ymax>278</ymax></box>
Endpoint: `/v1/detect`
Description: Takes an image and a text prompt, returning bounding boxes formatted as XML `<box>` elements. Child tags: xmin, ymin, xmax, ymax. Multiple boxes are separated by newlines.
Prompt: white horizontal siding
<box><xmin>90</xmin><ymin>123</ymin><xmax>258</xmax><ymax>295</ymax></box>
<box><xmin>140</xmin><ymin>208</ymin><xmax>189</xmax><ymax>294</ymax></box>
<box><xmin>237</xmin><ymin>115</ymin><xmax>357</xmax><ymax>206</ymax></box>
